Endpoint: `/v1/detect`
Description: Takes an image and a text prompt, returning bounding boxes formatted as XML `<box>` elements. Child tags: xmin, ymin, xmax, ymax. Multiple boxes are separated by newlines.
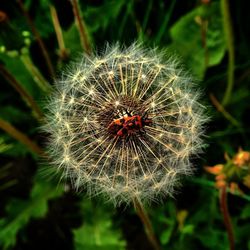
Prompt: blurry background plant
<box><xmin>205</xmin><ymin>149</ymin><xmax>250</xmax><ymax>250</ymax></box>
<box><xmin>0</xmin><ymin>0</ymin><xmax>250</xmax><ymax>250</ymax></box>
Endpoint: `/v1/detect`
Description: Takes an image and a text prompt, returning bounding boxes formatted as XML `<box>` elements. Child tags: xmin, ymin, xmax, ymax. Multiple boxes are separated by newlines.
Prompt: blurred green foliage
<box><xmin>170</xmin><ymin>1</ymin><xmax>226</xmax><ymax>78</ymax></box>
<box><xmin>73</xmin><ymin>200</ymin><xmax>125</xmax><ymax>250</ymax></box>
<box><xmin>0</xmin><ymin>174</ymin><xmax>64</xmax><ymax>249</ymax></box>
<box><xmin>0</xmin><ymin>0</ymin><xmax>250</xmax><ymax>249</ymax></box>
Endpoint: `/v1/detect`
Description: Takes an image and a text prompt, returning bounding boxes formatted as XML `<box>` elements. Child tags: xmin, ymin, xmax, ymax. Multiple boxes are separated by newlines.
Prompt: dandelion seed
<box><xmin>44</xmin><ymin>44</ymin><xmax>207</xmax><ymax>206</ymax></box>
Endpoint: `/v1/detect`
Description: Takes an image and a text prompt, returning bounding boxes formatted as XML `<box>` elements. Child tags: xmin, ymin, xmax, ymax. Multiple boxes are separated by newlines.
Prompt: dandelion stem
<box><xmin>17</xmin><ymin>0</ymin><xmax>55</xmax><ymax>77</ymax></box>
<box><xmin>49</xmin><ymin>5</ymin><xmax>69</xmax><ymax>60</ymax></box>
<box><xmin>0</xmin><ymin>64</ymin><xmax>43</xmax><ymax>120</ymax></box>
<box><xmin>133</xmin><ymin>198</ymin><xmax>161</xmax><ymax>250</ymax></box>
<box><xmin>221</xmin><ymin>0</ymin><xmax>235</xmax><ymax>106</ymax></box>
<box><xmin>219</xmin><ymin>186</ymin><xmax>235</xmax><ymax>250</ymax></box>
<box><xmin>70</xmin><ymin>0</ymin><xmax>91</xmax><ymax>55</ymax></box>
<box><xmin>0</xmin><ymin>118</ymin><xmax>44</xmax><ymax>156</ymax></box>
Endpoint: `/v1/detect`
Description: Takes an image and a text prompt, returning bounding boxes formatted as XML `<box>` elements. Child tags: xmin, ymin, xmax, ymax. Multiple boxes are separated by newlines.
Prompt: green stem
<box><xmin>133</xmin><ymin>198</ymin><xmax>161</xmax><ymax>250</ymax></box>
<box><xmin>138</xmin><ymin>0</ymin><xmax>152</xmax><ymax>41</ymax></box>
<box><xmin>118</xmin><ymin>1</ymin><xmax>133</xmax><ymax>39</ymax></box>
<box><xmin>20</xmin><ymin>52</ymin><xmax>51</xmax><ymax>93</ymax></box>
<box><xmin>155</xmin><ymin>0</ymin><xmax>176</xmax><ymax>44</ymax></box>
<box><xmin>221</xmin><ymin>0</ymin><xmax>235</xmax><ymax>106</ymax></box>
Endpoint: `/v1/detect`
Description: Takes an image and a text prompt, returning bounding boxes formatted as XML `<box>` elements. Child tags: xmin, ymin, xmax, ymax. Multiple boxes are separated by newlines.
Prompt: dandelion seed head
<box><xmin>44</xmin><ymin>44</ymin><xmax>207</xmax><ymax>206</ymax></box>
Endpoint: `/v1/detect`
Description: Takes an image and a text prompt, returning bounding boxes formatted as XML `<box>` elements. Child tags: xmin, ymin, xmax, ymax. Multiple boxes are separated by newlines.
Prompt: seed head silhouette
<box><xmin>44</xmin><ymin>44</ymin><xmax>206</xmax><ymax>206</ymax></box>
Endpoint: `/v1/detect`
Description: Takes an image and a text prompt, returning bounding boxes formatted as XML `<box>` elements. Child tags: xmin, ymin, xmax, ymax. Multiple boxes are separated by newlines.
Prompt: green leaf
<box><xmin>33</xmin><ymin>0</ymin><xmax>54</xmax><ymax>38</ymax></box>
<box><xmin>180</xmin><ymin>224</ymin><xmax>194</xmax><ymax>235</ymax></box>
<box><xmin>73</xmin><ymin>200</ymin><xmax>125</xmax><ymax>250</ymax></box>
<box><xmin>83</xmin><ymin>0</ymin><xmax>126</xmax><ymax>33</ymax></box>
<box><xmin>169</xmin><ymin>2</ymin><xmax>226</xmax><ymax>79</ymax></box>
<box><xmin>0</xmin><ymin>137</ymin><xmax>13</xmax><ymax>153</ymax></box>
<box><xmin>195</xmin><ymin>227</ymin><xmax>227</xmax><ymax>249</ymax></box>
<box><xmin>240</xmin><ymin>204</ymin><xmax>250</xmax><ymax>219</ymax></box>
<box><xmin>156</xmin><ymin>202</ymin><xmax>176</xmax><ymax>245</ymax></box>
<box><xmin>0</xmin><ymin>53</ymin><xmax>41</xmax><ymax>100</ymax></box>
<box><xmin>0</xmin><ymin>138</ymin><xmax>31</xmax><ymax>157</ymax></box>
<box><xmin>160</xmin><ymin>225</ymin><xmax>174</xmax><ymax>245</ymax></box>
<box><xmin>63</xmin><ymin>25</ymin><xmax>83</xmax><ymax>56</ymax></box>
<box><xmin>0</xmin><ymin>178</ymin><xmax>64</xmax><ymax>249</ymax></box>
<box><xmin>0</xmin><ymin>163</ymin><xmax>18</xmax><ymax>192</ymax></box>
<box><xmin>0</xmin><ymin>105</ymin><xmax>30</xmax><ymax>124</ymax></box>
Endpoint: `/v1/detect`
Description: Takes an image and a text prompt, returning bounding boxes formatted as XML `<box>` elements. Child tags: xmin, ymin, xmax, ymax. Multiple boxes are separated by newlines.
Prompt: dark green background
<box><xmin>0</xmin><ymin>0</ymin><xmax>250</xmax><ymax>249</ymax></box>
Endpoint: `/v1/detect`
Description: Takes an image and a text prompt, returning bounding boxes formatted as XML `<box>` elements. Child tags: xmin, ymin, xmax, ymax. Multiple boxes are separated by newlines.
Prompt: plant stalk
<box><xmin>133</xmin><ymin>198</ymin><xmax>161</xmax><ymax>250</ymax></box>
<box><xmin>20</xmin><ymin>53</ymin><xmax>51</xmax><ymax>93</ymax></box>
<box><xmin>219</xmin><ymin>186</ymin><xmax>235</xmax><ymax>250</ymax></box>
<box><xmin>209</xmin><ymin>93</ymin><xmax>240</xmax><ymax>127</ymax></box>
<box><xmin>49</xmin><ymin>5</ymin><xmax>69</xmax><ymax>60</ymax></box>
<box><xmin>0</xmin><ymin>64</ymin><xmax>43</xmax><ymax>120</ymax></box>
<box><xmin>221</xmin><ymin>0</ymin><xmax>235</xmax><ymax>106</ymax></box>
<box><xmin>70</xmin><ymin>0</ymin><xmax>91</xmax><ymax>55</ymax></box>
<box><xmin>0</xmin><ymin>118</ymin><xmax>44</xmax><ymax>156</ymax></box>
<box><xmin>17</xmin><ymin>0</ymin><xmax>55</xmax><ymax>77</ymax></box>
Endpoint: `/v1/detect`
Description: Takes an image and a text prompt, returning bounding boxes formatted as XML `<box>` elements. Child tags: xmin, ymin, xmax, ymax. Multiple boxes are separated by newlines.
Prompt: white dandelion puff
<box><xmin>44</xmin><ymin>44</ymin><xmax>207</xmax><ymax>206</ymax></box>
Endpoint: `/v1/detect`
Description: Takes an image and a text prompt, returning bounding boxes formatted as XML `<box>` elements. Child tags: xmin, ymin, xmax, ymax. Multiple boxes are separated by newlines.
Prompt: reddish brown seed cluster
<box><xmin>107</xmin><ymin>114</ymin><xmax>152</xmax><ymax>138</ymax></box>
